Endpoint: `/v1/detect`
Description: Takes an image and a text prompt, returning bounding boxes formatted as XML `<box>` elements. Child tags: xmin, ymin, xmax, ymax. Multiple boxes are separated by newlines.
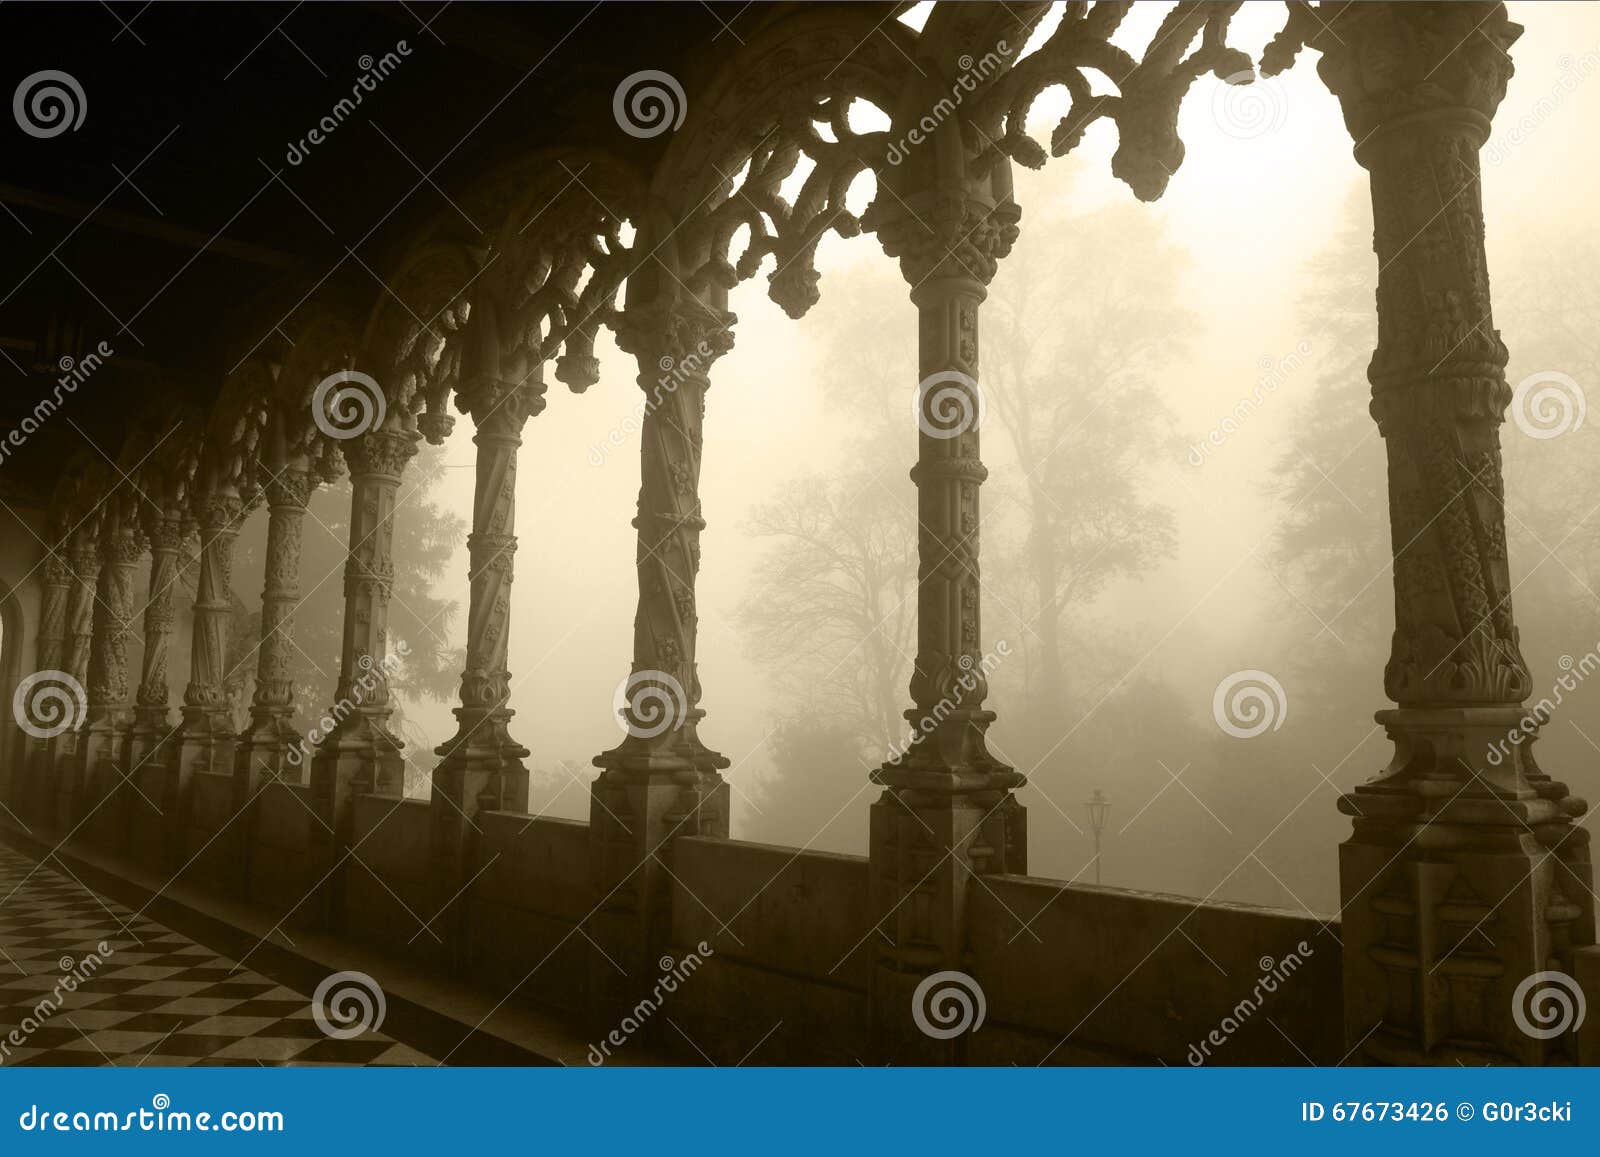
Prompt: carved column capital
<box><xmin>612</xmin><ymin>299</ymin><xmax>736</xmax><ymax>386</ymax></box>
<box><xmin>1269</xmin><ymin>1</ymin><xmax>1520</xmax><ymax>151</ymax></box>
<box><xmin>341</xmin><ymin>423</ymin><xmax>421</xmax><ymax>479</ymax></box>
<box><xmin>457</xmin><ymin>376</ymin><xmax>546</xmax><ymax>438</ymax></box>
<box><xmin>867</xmin><ymin>189</ymin><xmax>1021</xmax><ymax>290</ymax></box>
<box><xmin>192</xmin><ymin>492</ymin><xmax>244</xmax><ymax>533</ymax></box>
<box><xmin>263</xmin><ymin>467</ymin><xmax>314</xmax><ymax>511</ymax></box>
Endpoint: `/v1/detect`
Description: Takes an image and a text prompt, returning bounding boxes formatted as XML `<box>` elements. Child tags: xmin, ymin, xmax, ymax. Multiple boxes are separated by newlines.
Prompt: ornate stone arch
<box><xmin>354</xmin><ymin>241</ymin><xmax>482</xmax><ymax>445</ymax></box>
<box><xmin>648</xmin><ymin>5</ymin><xmax>918</xmax><ymax>318</ymax></box>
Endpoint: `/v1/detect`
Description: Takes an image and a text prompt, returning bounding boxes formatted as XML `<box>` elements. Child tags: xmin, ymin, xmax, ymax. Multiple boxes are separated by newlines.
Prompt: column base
<box><xmin>173</xmin><ymin>705</ymin><xmax>238</xmax><ymax>780</ymax></box>
<box><xmin>79</xmin><ymin>708</ymin><xmax>133</xmax><ymax>848</ymax></box>
<box><xmin>1339</xmin><ymin>706</ymin><xmax>1594</xmax><ymax>1065</ymax></box>
<box><xmin>429</xmin><ymin>711</ymin><xmax>532</xmax><ymax>973</ymax></box>
<box><xmin>866</xmin><ymin>782</ymin><xmax>1026</xmax><ymax>1064</ymax></box>
<box><xmin>586</xmin><ymin>764</ymin><xmax>728</xmax><ymax>1028</ymax></box>
<box><xmin>306</xmin><ymin>712</ymin><xmax>406</xmax><ymax>929</ymax></box>
<box><xmin>231</xmin><ymin>714</ymin><xmax>305</xmax><ymax>898</ymax></box>
<box><xmin>127</xmin><ymin>706</ymin><xmax>176</xmax><ymax>778</ymax></box>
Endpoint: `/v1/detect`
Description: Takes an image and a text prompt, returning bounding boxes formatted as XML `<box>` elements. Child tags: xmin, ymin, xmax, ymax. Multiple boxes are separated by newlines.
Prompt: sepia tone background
<box><xmin>197</xmin><ymin>0</ymin><xmax>1600</xmax><ymax>915</ymax></box>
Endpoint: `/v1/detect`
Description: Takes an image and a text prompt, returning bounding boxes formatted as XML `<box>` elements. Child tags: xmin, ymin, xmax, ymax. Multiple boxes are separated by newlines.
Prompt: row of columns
<box><xmin>3</xmin><ymin>1</ymin><xmax>1592</xmax><ymax>1064</ymax></box>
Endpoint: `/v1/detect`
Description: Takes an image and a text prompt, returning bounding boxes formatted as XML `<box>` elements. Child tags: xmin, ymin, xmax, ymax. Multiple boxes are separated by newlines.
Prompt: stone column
<box><xmin>80</xmin><ymin>516</ymin><xmax>142</xmax><ymax>828</ymax></box>
<box><xmin>589</xmin><ymin>296</ymin><xmax>733</xmax><ymax>1000</ymax></box>
<box><xmin>308</xmin><ymin>419</ymin><xmax>418</xmax><ymax>917</ymax></box>
<box><xmin>431</xmin><ymin>375</ymin><xmax>540</xmax><ymax>956</ymax></box>
<box><xmin>866</xmin><ymin>193</ymin><xmax>1026</xmax><ymax>1062</ymax></box>
<box><xmin>20</xmin><ymin>552</ymin><xmax>72</xmax><ymax>820</ymax></box>
<box><xmin>52</xmin><ymin>530</ymin><xmax>99</xmax><ymax>828</ymax></box>
<box><xmin>174</xmin><ymin>493</ymin><xmax>243</xmax><ymax>782</ymax></box>
<box><xmin>235</xmin><ymin>466</ymin><xmax>313</xmax><ymax>792</ymax></box>
<box><xmin>1269</xmin><ymin>1</ymin><xmax>1595</xmax><ymax>1064</ymax></box>
<box><xmin>127</xmin><ymin>513</ymin><xmax>188</xmax><ymax>774</ymax></box>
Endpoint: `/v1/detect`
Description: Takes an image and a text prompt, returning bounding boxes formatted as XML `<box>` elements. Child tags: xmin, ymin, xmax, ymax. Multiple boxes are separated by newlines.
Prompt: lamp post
<box><xmin>1085</xmin><ymin>789</ymin><xmax>1110</xmax><ymax>885</ymax></box>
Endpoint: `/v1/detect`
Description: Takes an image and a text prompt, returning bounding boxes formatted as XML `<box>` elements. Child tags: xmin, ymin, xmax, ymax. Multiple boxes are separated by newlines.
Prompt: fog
<box><xmin>209</xmin><ymin>0</ymin><xmax>1600</xmax><ymax>918</ymax></box>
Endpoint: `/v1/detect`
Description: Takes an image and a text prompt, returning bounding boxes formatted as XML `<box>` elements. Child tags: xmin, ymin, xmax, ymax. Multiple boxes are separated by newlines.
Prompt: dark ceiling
<box><xmin>0</xmin><ymin>0</ymin><xmax>791</xmax><ymax>507</ymax></box>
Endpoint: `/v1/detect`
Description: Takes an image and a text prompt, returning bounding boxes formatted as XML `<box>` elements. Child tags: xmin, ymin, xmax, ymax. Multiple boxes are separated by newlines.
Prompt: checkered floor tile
<box><xmin>0</xmin><ymin>845</ymin><xmax>437</xmax><ymax>1066</ymax></box>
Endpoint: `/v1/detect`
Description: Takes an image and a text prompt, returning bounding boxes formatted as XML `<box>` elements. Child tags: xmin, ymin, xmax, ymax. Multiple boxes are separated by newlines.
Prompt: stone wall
<box><xmin>4</xmin><ymin>770</ymin><xmax>1351</xmax><ymax>1065</ymax></box>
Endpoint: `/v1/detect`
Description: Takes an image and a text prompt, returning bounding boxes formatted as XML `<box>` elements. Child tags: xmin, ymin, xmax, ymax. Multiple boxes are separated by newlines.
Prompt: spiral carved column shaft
<box><xmin>235</xmin><ymin>468</ymin><xmax>312</xmax><ymax>789</ymax></box>
<box><xmin>309</xmin><ymin>424</ymin><xmax>418</xmax><ymax>833</ymax></box>
<box><xmin>81</xmin><ymin>522</ymin><xmax>143</xmax><ymax>812</ymax></box>
<box><xmin>433</xmin><ymin>391</ymin><xmax>537</xmax><ymax>817</ymax></box>
<box><xmin>62</xmin><ymin>537</ymin><xmax>98</xmax><ymax>709</ymax></box>
<box><xmin>45</xmin><ymin>534</ymin><xmax>101</xmax><ymax>827</ymax></box>
<box><xmin>1285</xmin><ymin>0</ymin><xmax>1595</xmax><ymax>1064</ymax></box>
<box><xmin>175</xmin><ymin>496</ymin><xmax>243</xmax><ymax>782</ymax></box>
<box><xmin>596</xmin><ymin>301</ymin><xmax>731</xmax><ymax>780</ymax></box>
<box><xmin>129</xmin><ymin>516</ymin><xmax>185</xmax><ymax>770</ymax></box>
<box><xmin>21</xmin><ymin>554</ymin><xmax>73</xmax><ymax>818</ymax></box>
